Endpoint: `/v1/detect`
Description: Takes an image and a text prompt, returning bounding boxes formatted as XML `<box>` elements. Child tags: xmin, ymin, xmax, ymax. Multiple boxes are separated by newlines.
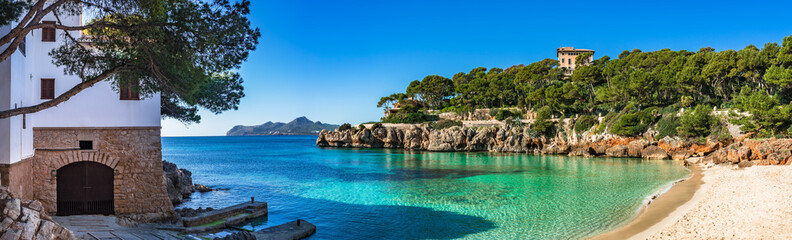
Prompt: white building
<box><xmin>0</xmin><ymin>7</ymin><xmax>173</xmax><ymax>219</ymax></box>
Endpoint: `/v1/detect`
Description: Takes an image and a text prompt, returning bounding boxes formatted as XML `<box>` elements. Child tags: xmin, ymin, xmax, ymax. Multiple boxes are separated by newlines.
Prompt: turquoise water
<box><xmin>162</xmin><ymin>136</ymin><xmax>689</xmax><ymax>239</ymax></box>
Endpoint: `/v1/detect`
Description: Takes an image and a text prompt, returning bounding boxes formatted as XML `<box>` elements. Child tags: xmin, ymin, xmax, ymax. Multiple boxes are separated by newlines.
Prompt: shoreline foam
<box><xmin>590</xmin><ymin>162</ymin><xmax>703</xmax><ymax>240</ymax></box>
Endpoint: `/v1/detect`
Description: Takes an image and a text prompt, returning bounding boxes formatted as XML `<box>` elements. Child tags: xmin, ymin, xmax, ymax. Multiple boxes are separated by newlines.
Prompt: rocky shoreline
<box><xmin>316</xmin><ymin>125</ymin><xmax>792</xmax><ymax>167</ymax></box>
<box><xmin>0</xmin><ymin>187</ymin><xmax>75</xmax><ymax>240</ymax></box>
<box><xmin>163</xmin><ymin>160</ymin><xmax>216</xmax><ymax>205</ymax></box>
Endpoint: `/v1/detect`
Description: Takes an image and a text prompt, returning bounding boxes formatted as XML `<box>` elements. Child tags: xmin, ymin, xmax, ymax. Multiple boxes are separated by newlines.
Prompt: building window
<box><xmin>79</xmin><ymin>140</ymin><xmax>93</xmax><ymax>150</ymax></box>
<box><xmin>41</xmin><ymin>78</ymin><xmax>55</xmax><ymax>99</ymax></box>
<box><xmin>19</xmin><ymin>37</ymin><xmax>26</xmax><ymax>56</ymax></box>
<box><xmin>41</xmin><ymin>21</ymin><xmax>56</xmax><ymax>42</ymax></box>
<box><xmin>22</xmin><ymin>114</ymin><xmax>26</xmax><ymax>129</ymax></box>
<box><xmin>561</xmin><ymin>58</ymin><xmax>565</xmax><ymax>64</ymax></box>
<box><xmin>120</xmin><ymin>80</ymin><xmax>140</xmax><ymax>100</ymax></box>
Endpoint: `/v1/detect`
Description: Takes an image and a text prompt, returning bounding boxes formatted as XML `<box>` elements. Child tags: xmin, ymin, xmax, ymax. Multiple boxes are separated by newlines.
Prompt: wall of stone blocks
<box><xmin>6</xmin><ymin>127</ymin><xmax>175</xmax><ymax>221</ymax></box>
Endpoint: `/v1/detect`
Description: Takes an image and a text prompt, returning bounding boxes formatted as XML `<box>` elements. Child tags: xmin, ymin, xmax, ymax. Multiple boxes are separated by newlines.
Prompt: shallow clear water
<box><xmin>162</xmin><ymin>135</ymin><xmax>689</xmax><ymax>239</ymax></box>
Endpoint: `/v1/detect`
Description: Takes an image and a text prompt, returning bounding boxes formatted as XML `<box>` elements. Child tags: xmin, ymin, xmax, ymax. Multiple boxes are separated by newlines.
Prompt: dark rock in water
<box><xmin>163</xmin><ymin>160</ymin><xmax>196</xmax><ymax>204</ymax></box>
<box><xmin>214</xmin><ymin>231</ymin><xmax>256</xmax><ymax>240</ymax></box>
<box><xmin>175</xmin><ymin>207</ymin><xmax>215</xmax><ymax>218</ymax></box>
<box><xmin>195</xmin><ymin>184</ymin><xmax>214</xmax><ymax>193</ymax></box>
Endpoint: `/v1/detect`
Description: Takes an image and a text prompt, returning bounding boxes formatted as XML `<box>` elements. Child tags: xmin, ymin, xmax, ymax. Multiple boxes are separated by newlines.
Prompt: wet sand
<box><xmin>591</xmin><ymin>162</ymin><xmax>703</xmax><ymax>240</ymax></box>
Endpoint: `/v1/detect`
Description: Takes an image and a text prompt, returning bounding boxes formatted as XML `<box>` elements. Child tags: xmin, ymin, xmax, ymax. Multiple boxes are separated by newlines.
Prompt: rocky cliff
<box><xmin>316</xmin><ymin>125</ymin><xmax>792</xmax><ymax>167</ymax></box>
<box><xmin>0</xmin><ymin>187</ymin><xmax>76</xmax><ymax>240</ymax></box>
<box><xmin>163</xmin><ymin>161</ymin><xmax>196</xmax><ymax>205</ymax></box>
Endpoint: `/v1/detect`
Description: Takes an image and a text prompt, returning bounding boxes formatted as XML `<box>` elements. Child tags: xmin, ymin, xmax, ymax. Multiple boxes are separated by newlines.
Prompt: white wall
<box><xmin>0</xmin><ymin>9</ymin><xmax>160</xmax><ymax>165</ymax></box>
<box><xmin>25</xmin><ymin>12</ymin><xmax>161</xmax><ymax>128</ymax></box>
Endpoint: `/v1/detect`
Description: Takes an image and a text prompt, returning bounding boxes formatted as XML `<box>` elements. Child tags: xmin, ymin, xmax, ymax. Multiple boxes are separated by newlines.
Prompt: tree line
<box><xmin>379</xmin><ymin>35</ymin><xmax>792</xmax><ymax>138</ymax></box>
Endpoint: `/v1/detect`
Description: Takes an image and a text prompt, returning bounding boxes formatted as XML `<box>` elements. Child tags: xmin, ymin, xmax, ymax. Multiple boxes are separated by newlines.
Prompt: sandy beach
<box><xmin>644</xmin><ymin>164</ymin><xmax>792</xmax><ymax>239</ymax></box>
<box><xmin>598</xmin><ymin>163</ymin><xmax>792</xmax><ymax>239</ymax></box>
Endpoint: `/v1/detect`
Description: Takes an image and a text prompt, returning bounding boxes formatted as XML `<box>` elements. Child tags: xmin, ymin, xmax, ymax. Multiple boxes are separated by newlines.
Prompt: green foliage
<box><xmin>338</xmin><ymin>123</ymin><xmax>352</xmax><ymax>131</ymax></box>
<box><xmin>17</xmin><ymin>0</ymin><xmax>262</xmax><ymax>123</ymax></box>
<box><xmin>656</xmin><ymin>114</ymin><xmax>679</xmax><ymax>138</ymax></box>
<box><xmin>611</xmin><ymin>113</ymin><xmax>648</xmax><ymax>136</ymax></box>
<box><xmin>574</xmin><ymin>115</ymin><xmax>598</xmax><ymax>132</ymax></box>
<box><xmin>431</xmin><ymin>120</ymin><xmax>463</xmax><ymax>130</ymax></box>
<box><xmin>494</xmin><ymin>109</ymin><xmax>521</xmax><ymax>121</ymax></box>
<box><xmin>731</xmin><ymin>86</ymin><xmax>792</xmax><ymax>137</ymax></box>
<box><xmin>677</xmin><ymin>104</ymin><xmax>715</xmax><ymax>138</ymax></box>
<box><xmin>532</xmin><ymin>106</ymin><xmax>554</xmax><ymax>136</ymax></box>
<box><xmin>611</xmin><ymin>105</ymin><xmax>655</xmax><ymax>136</ymax></box>
<box><xmin>440</xmin><ymin>105</ymin><xmax>470</xmax><ymax>114</ymax></box>
<box><xmin>376</xmin><ymin>35</ymin><xmax>792</xmax><ymax>137</ymax></box>
<box><xmin>0</xmin><ymin>0</ymin><xmax>28</xmax><ymax>26</ymax></box>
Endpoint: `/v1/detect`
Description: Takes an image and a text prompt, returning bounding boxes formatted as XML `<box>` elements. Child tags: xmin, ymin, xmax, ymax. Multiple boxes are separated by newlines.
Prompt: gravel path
<box><xmin>647</xmin><ymin>165</ymin><xmax>792</xmax><ymax>239</ymax></box>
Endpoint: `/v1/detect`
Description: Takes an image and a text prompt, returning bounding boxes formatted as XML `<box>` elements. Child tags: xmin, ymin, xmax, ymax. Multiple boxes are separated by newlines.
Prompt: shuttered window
<box><xmin>120</xmin><ymin>80</ymin><xmax>140</xmax><ymax>100</ymax></box>
<box><xmin>41</xmin><ymin>78</ymin><xmax>55</xmax><ymax>99</ymax></box>
<box><xmin>41</xmin><ymin>21</ymin><xmax>56</xmax><ymax>42</ymax></box>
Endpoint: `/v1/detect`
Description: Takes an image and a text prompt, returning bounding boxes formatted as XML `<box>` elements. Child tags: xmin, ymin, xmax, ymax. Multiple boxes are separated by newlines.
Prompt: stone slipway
<box><xmin>253</xmin><ymin>220</ymin><xmax>316</xmax><ymax>240</ymax></box>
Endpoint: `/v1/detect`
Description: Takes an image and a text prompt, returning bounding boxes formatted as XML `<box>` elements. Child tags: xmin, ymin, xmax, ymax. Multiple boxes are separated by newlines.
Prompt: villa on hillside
<box><xmin>0</xmin><ymin>8</ymin><xmax>173</xmax><ymax>220</ymax></box>
<box><xmin>557</xmin><ymin>47</ymin><xmax>594</xmax><ymax>75</ymax></box>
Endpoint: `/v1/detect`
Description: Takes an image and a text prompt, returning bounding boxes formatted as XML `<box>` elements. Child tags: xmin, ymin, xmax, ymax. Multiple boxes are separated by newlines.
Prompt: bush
<box><xmin>656</xmin><ymin>114</ymin><xmax>679</xmax><ymax>138</ymax></box>
<box><xmin>610</xmin><ymin>103</ymin><xmax>657</xmax><ymax>137</ymax></box>
<box><xmin>382</xmin><ymin>112</ymin><xmax>438</xmax><ymax>123</ymax></box>
<box><xmin>574</xmin><ymin>115</ymin><xmax>598</xmax><ymax>132</ymax></box>
<box><xmin>431</xmin><ymin>120</ymin><xmax>463</xmax><ymax>129</ymax></box>
<box><xmin>677</xmin><ymin>104</ymin><xmax>715</xmax><ymax>138</ymax></box>
<box><xmin>494</xmin><ymin>109</ymin><xmax>521</xmax><ymax>121</ymax></box>
<box><xmin>532</xmin><ymin>106</ymin><xmax>554</xmax><ymax>136</ymax></box>
<box><xmin>441</xmin><ymin>105</ymin><xmax>470</xmax><ymax>114</ymax></box>
<box><xmin>611</xmin><ymin>113</ymin><xmax>649</xmax><ymax>136</ymax></box>
<box><xmin>338</xmin><ymin>123</ymin><xmax>352</xmax><ymax>131</ymax></box>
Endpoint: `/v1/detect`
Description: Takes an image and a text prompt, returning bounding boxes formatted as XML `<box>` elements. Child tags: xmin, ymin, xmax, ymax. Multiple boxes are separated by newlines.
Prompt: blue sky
<box><xmin>161</xmin><ymin>0</ymin><xmax>792</xmax><ymax>136</ymax></box>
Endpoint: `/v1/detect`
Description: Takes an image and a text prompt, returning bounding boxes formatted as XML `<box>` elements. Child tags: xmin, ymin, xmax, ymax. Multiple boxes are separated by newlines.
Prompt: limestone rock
<box><xmin>627</xmin><ymin>140</ymin><xmax>648</xmax><ymax>158</ymax></box>
<box><xmin>606</xmin><ymin>145</ymin><xmax>629</xmax><ymax>158</ymax></box>
<box><xmin>569</xmin><ymin>146</ymin><xmax>596</xmax><ymax>157</ymax></box>
<box><xmin>641</xmin><ymin>145</ymin><xmax>669</xmax><ymax>159</ymax></box>
<box><xmin>0</xmin><ymin>187</ymin><xmax>76</xmax><ymax>240</ymax></box>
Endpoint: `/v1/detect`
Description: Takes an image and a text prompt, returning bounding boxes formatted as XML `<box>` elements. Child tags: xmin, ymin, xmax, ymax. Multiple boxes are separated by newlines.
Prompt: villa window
<box><xmin>120</xmin><ymin>80</ymin><xmax>140</xmax><ymax>100</ymax></box>
<box><xmin>41</xmin><ymin>21</ymin><xmax>56</xmax><ymax>42</ymax></box>
<box><xmin>79</xmin><ymin>140</ymin><xmax>93</xmax><ymax>150</ymax></box>
<box><xmin>41</xmin><ymin>78</ymin><xmax>55</xmax><ymax>99</ymax></box>
<box><xmin>561</xmin><ymin>58</ymin><xmax>565</xmax><ymax>63</ymax></box>
<box><xmin>19</xmin><ymin>37</ymin><xmax>26</xmax><ymax>56</ymax></box>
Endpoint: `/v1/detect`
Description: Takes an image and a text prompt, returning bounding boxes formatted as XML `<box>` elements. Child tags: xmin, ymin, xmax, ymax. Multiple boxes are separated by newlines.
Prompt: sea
<box><xmin>162</xmin><ymin>135</ymin><xmax>689</xmax><ymax>239</ymax></box>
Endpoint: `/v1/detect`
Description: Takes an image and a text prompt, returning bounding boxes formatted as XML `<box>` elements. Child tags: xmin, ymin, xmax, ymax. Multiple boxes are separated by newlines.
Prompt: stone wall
<box><xmin>5</xmin><ymin>127</ymin><xmax>175</xmax><ymax>222</ymax></box>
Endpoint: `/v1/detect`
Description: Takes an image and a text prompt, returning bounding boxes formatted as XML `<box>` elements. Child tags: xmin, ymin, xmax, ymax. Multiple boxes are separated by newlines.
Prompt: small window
<box><xmin>120</xmin><ymin>80</ymin><xmax>140</xmax><ymax>100</ymax></box>
<box><xmin>561</xmin><ymin>58</ymin><xmax>565</xmax><ymax>64</ymax></box>
<box><xmin>79</xmin><ymin>141</ymin><xmax>93</xmax><ymax>150</ymax></box>
<box><xmin>22</xmin><ymin>114</ymin><xmax>26</xmax><ymax>129</ymax></box>
<box><xmin>41</xmin><ymin>78</ymin><xmax>55</xmax><ymax>99</ymax></box>
<box><xmin>19</xmin><ymin>37</ymin><xmax>26</xmax><ymax>56</ymax></box>
<box><xmin>41</xmin><ymin>21</ymin><xmax>56</xmax><ymax>42</ymax></box>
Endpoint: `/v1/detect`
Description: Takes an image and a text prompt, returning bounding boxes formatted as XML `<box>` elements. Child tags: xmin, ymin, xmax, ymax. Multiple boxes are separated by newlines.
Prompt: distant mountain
<box><xmin>226</xmin><ymin>117</ymin><xmax>340</xmax><ymax>136</ymax></box>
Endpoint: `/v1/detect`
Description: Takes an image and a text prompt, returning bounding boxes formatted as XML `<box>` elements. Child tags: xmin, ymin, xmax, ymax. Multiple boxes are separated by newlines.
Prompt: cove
<box><xmin>162</xmin><ymin>135</ymin><xmax>689</xmax><ymax>239</ymax></box>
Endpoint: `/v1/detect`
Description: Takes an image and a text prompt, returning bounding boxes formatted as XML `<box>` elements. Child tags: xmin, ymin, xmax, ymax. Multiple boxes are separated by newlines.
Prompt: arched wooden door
<box><xmin>57</xmin><ymin>161</ymin><xmax>114</xmax><ymax>215</ymax></box>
